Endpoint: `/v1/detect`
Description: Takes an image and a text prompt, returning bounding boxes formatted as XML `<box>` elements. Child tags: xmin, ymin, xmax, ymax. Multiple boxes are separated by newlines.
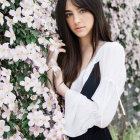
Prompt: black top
<box><xmin>69</xmin><ymin>62</ymin><xmax>112</xmax><ymax>140</ymax></box>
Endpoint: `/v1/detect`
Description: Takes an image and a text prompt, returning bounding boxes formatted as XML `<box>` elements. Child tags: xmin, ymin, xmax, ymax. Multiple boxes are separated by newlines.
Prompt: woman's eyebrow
<box><xmin>65</xmin><ymin>7</ymin><xmax>81</xmax><ymax>13</ymax></box>
<box><xmin>65</xmin><ymin>10</ymin><xmax>72</xmax><ymax>13</ymax></box>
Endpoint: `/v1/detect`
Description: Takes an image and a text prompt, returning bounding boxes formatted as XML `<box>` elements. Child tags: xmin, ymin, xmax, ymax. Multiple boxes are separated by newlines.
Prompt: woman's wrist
<box><xmin>57</xmin><ymin>82</ymin><xmax>69</xmax><ymax>98</ymax></box>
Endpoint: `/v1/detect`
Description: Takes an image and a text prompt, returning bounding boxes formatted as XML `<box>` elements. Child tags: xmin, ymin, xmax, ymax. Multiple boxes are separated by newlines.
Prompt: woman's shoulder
<box><xmin>103</xmin><ymin>41</ymin><xmax>124</xmax><ymax>51</ymax></box>
<box><xmin>98</xmin><ymin>41</ymin><xmax>125</xmax><ymax>56</ymax></box>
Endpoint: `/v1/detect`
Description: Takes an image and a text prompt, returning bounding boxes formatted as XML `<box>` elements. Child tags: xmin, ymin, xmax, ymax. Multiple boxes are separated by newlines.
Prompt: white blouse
<box><xmin>64</xmin><ymin>42</ymin><xmax>127</xmax><ymax>137</ymax></box>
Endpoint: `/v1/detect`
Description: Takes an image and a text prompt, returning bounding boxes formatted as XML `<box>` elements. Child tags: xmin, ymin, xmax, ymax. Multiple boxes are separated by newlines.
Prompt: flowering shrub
<box><xmin>0</xmin><ymin>0</ymin><xmax>66</xmax><ymax>139</ymax></box>
<box><xmin>0</xmin><ymin>0</ymin><xmax>140</xmax><ymax>139</ymax></box>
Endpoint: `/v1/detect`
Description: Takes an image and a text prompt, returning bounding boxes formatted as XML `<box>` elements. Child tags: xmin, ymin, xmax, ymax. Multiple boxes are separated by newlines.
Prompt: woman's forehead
<box><xmin>65</xmin><ymin>0</ymin><xmax>82</xmax><ymax>10</ymax></box>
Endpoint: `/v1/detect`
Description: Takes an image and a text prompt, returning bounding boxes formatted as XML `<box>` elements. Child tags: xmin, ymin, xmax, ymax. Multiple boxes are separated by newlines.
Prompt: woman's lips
<box><xmin>75</xmin><ymin>26</ymin><xmax>85</xmax><ymax>31</ymax></box>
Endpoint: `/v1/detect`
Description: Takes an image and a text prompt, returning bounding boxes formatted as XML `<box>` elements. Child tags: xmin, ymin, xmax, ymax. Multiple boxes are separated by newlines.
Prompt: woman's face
<box><xmin>65</xmin><ymin>0</ymin><xmax>94</xmax><ymax>39</ymax></box>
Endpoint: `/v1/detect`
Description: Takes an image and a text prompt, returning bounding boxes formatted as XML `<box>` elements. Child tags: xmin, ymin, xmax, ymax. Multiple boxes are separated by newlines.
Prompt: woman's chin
<box><xmin>75</xmin><ymin>33</ymin><xmax>89</xmax><ymax>38</ymax></box>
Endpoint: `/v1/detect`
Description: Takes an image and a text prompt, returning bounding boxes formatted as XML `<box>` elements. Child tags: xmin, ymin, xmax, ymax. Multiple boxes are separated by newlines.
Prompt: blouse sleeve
<box><xmin>64</xmin><ymin>42</ymin><xmax>126</xmax><ymax>137</ymax></box>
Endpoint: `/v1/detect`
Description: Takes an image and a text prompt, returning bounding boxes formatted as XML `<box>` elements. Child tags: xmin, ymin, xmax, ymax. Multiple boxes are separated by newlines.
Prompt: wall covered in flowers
<box><xmin>0</xmin><ymin>0</ymin><xmax>139</xmax><ymax>139</ymax></box>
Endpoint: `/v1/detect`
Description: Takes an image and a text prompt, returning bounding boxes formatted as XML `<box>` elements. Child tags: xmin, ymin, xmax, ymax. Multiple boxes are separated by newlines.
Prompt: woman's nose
<box><xmin>73</xmin><ymin>14</ymin><xmax>80</xmax><ymax>24</ymax></box>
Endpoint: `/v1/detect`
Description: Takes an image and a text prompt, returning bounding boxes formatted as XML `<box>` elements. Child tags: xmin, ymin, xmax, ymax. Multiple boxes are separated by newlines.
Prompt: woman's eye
<box><xmin>80</xmin><ymin>9</ymin><xmax>87</xmax><ymax>13</ymax></box>
<box><xmin>65</xmin><ymin>13</ymin><xmax>72</xmax><ymax>18</ymax></box>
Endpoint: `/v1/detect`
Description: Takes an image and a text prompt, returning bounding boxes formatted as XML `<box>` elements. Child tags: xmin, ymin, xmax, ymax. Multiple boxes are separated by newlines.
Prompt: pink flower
<box><xmin>42</xmin><ymin>97</ymin><xmax>53</xmax><ymax>112</ymax></box>
<box><xmin>9</xmin><ymin>131</ymin><xmax>22</xmax><ymax>140</ymax></box>
<box><xmin>46</xmin><ymin>129</ymin><xmax>57</xmax><ymax>140</ymax></box>
<box><xmin>9</xmin><ymin>7</ymin><xmax>21</xmax><ymax>23</ymax></box>
<box><xmin>42</xmin><ymin>115</ymin><xmax>50</xmax><ymax>128</ymax></box>
<box><xmin>29</xmin><ymin>126</ymin><xmax>44</xmax><ymax>137</ymax></box>
<box><xmin>20</xmin><ymin>77</ymin><xmax>34</xmax><ymax>92</ymax></box>
<box><xmin>0</xmin><ymin>120</ymin><xmax>10</xmax><ymax>137</ymax></box>
<box><xmin>43</xmin><ymin>129</ymin><xmax>49</xmax><ymax>137</ymax></box>
<box><xmin>2</xmin><ymin>106</ymin><xmax>11</xmax><ymax>121</ymax></box>
<box><xmin>7</xmin><ymin>93</ymin><xmax>16</xmax><ymax>111</ymax></box>
<box><xmin>27</xmin><ymin>111</ymin><xmax>44</xmax><ymax>127</ymax></box>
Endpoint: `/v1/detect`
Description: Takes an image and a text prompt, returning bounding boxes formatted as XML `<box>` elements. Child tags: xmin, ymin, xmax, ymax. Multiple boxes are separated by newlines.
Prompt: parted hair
<box><xmin>55</xmin><ymin>0</ymin><xmax>112</xmax><ymax>87</ymax></box>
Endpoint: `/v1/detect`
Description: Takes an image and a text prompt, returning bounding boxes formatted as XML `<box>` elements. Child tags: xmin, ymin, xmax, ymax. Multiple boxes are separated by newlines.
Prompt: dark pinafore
<box><xmin>69</xmin><ymin>62</ymin><xmax>112</xmax><ymax>140</ymax></box>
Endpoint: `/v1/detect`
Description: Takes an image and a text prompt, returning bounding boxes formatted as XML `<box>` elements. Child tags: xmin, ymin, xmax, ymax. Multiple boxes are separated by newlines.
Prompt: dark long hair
<box><xmin>55</xmin><ymin>0</ymin><xmax>112</xmax><ymax>87</ymax></box>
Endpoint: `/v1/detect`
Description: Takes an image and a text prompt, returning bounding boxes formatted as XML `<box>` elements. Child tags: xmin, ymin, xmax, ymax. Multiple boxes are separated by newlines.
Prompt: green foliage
<box><xmin>110</xmin><ymin>124</ymin><xmax>140</xmax><ymax>140</ymax></box>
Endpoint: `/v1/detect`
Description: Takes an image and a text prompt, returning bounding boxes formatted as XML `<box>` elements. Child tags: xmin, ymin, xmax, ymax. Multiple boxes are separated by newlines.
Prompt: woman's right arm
<box><xmin>46</xmin><ymin>41</ymin><xmax>66</xmax><ymax>91</ymax></box>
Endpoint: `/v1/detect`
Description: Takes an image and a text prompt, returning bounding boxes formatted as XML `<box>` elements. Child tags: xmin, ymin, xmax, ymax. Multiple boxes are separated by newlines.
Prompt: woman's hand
<box><xmin>47</xmin><ymin>40</ymin><xmax>66</xmax><ymax>66</ymax></box>
<box><xmin>47</xmin><ymin>40</ymin><xmax>69</xmax><ymax>97</ymax></box>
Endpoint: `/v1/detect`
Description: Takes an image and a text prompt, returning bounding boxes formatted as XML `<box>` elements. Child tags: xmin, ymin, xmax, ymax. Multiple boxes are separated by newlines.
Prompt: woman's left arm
<box><xmin>60</xmin><ymin>42</ymin><xmax>126</xmax><ymax>137</ymax></box>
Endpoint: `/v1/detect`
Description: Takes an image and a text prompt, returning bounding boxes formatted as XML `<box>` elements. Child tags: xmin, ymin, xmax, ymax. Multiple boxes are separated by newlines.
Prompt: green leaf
<box><xmin>17</xmin><ymin>73</ymin><xmax>25</xmax><ymax>83</ymax></box>
<box><xmin>22</xmin><ymin>103</ymin><xmax>28</xmax><ymax>109</ymax></box>
<box><xmin>9</xmin><ymin>1</ymin><xmax>16</xmax><ymax>10</ymax></box>
<box><xmin>15</xmin><ymin>61</ymin><xmax>19</xmax><ymax>66</ymax></box>
<box><xmin>31</xmin><ymin>36</ymin><xmax>37</xmax><ymax>43</ymax></box>
<box><xmin>4</xmin><ymin>7</ymin><xmax>8</xmax><ymax>13</ymax></box>
<box><xmin>8</xmin><ymin>121</ymin><xmax>14</xmax><ymax>130</ymax></box>
<box><xmin>20</xmin><ymin>28</ymin><xmax>26</xmax><ymax>36</ymax></box>
<box><xmin>40</xmin><ymin>76</ymin><xmax>46</xmax><ymax>84</ymax></box>
<box><xmin>40</xmin><ymin>45</ymin><xmax>48</xmax><ymax>56</ymax></box>
<box><xmin>33</xmin><ymin>99</ymin><xmax>38</xmax><ymax>104</ymax></box>
<box><xmin>22</xmin><ymin>113</ymin><xmax>28</xmax><ymax>120</ymax></box>
<box><xmin>21</xmin><ymin>119</ymin><xmax>29</xmax><ymax>128</ymax></box>
<box><xmin>26</xmin><ymin>36</ymin><xmax>32</xmax><ymax>44</ymax></box>
<box><xmin>31</xmin><ymin>30</ymin><xmax>40</xmax><ymax>37</ymax></box>
<box><xmin>16</xmin><ymin>36</ymin><xmax>21</xmax><ymax>44</ymax></box>
<box><xmin>24</xmin><ymin>126</ymin><xmax>29</xmax><ymax>133</ymax></box>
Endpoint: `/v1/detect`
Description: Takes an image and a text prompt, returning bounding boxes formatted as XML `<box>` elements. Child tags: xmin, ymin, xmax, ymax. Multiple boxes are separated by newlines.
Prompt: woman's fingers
<box><xmin>58</xmin><ymin>48</ymin><xmax>66</xmax><ymax>53</ymax></box>
<box><xmin>47</xmin><ymin>45</ymin><xmax>66</xmax><ymax>65</ymax></box>
<box><xmin>56</xmin><ymin>40</ymin><xmax>66</xmax><ymax>49</ymax></box>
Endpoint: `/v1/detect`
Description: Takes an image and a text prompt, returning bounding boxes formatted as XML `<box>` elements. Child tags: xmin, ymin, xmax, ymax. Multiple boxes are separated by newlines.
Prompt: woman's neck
<box><xmin>79</xmin><ymin>36</ymin><xmax>93</xmax><ymax>53</ymax></box>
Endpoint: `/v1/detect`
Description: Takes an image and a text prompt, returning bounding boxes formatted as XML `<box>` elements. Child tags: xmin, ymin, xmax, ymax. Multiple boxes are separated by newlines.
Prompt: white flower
<box><xmin>0</xmin><ymin>0</ymin><xmax>10</xmax><ymax>9</ymax></box>
<box><xmin>11</xmin><ymin>0</ymin><xmax>15</xmax><ymax>3</ymax></box>
<box><xmin>27</xmin><ymin>111</ymin><xmax>44</xmax><ymax>127</ymax></box>
<box><xmin>46</xmin><ymin>129</ymin><xmax>57</xmax><ymax>140</ymax></box>
<box><xmin>31</xmin><ymin>72</ymin><xmax>40</xmax><ymax>79</ymax></box>
<box><xmin>54</xmin><ymin>124</ymin><xmax>65</xmax><ymax>137</ymax></box>
<box><xmin>30</xmin><ymin>95</ymin><xmax>38</xmax><ymax>100</ymax></box>
<box><xmin>7</xmin><ymin>93</ymin><xmax>16</xmax><ymax>111</ymax></box>
<box><xmin>31</xmin><ymin>42</ymin><xmax>40</xmax><ymax>52</ymax></box>
<box><xmin>20</xmin><ymin>0</ymin><xmax>34</xmax><ymax>16</ymax></box>
<box><xmin>1</xmin><ymin>67</ymin><xmax>11</xmax><ymax>77</ymax></box>
<box><xmin>2</xmin><ymin>106</ymin><xmax>11</xmax><ymax>121</ymax></box>
<box><xmin>5</xmin><ymin>16</ymin><xmax>15</xmax><ymax>27</ymax></box>
<box><xmin>0</xmin><ymin>43</ymin><xmax>9</xmax><ymax>59</ymax></box>
<box><xmin>27</xmin><ymin>101</ymin><xmax>40</xmax><ymax>111</ymax></box>
<box><xmin>21</xmin><ymin>15</ymin><xmax>33</xmax><ymax>27</ymax></box>
<box><xmin>9</xmin><ymin>7</ymin><xmax>21</xmax><ymax>23</ymax></box>
<box><xmin>20</xmin><ymin>77</ymin><xmax>34</xmax><ymax>92</ymax></box>
<box><xmin>29</xmin><ymin>126</ymin><xmax>44</xmax><ymax>137</ymax></box>
<box><xmin>13</xmin><ymin>46</ymin><xmax>27</xmax><ymax>61</ymax></box>
<box><xmin>9</xmin><ymin>132</ymin><xmax>22</xmax><ymax>140</ymax></box>
<box><xmin>42</xmin><ymin>98</ymin><xmax>53</xmax><ymax>112</ymax></box>
<box><xmin>53</xmin><ymin>112</ymin><xmax>65</xmax><ymax>124</ymax></box>
<box><xmin>39</xmin><ymin>59</ymin><xmax>49</xmax><ymax>74</ymax></box>
<box><xmin>0</xmin><ymin>120</ymin><xmax>10</xmax><ymax>137</ymax></box>
<box><xmin>33</xmin><ymin>81</ymin><xmax>42</xmax><ymax>95</ymax></box>
<box><xmin>41</xmin><ymin>87</ymin><xmax>49</xmax><ymax>95</ymax></box>
<box><xmin>5</xmin><ymin>28</ymin><xmax>16</xmax><ymax>45</ymax></box>
<box><xmin>0</xmin><ymin>12</ymin><xmax>4</xmax><ymax>25</ymax></box>
<box><xmin>42</xmin><ymin>115</ymin><xmax>50</xmax><ymax>128</ymax></box>
<box><xmin>38</xmin><ymin>37</ymin><xmax>49</xmax><ymax>46</ymax></box>
<box><xmin>30</xmin><ymin>52</ymin><xmax>42</xmax><ymax>66</ymax></box>
<box><xmin>0</xmin><ymin>93</ymin><xmax>6</xmax><ymax>107</ymax></box>
<box><xmin>32</xmin><ymin>19</ymin><xmax>41</xmax><ymax>29</ymax></box>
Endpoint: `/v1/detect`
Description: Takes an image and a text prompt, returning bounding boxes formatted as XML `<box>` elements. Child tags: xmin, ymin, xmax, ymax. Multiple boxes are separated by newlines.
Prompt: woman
<box><xmin>47</xmin><ymin>0</ymin><xmax>126</xmax><ymax>139</ymax></box>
